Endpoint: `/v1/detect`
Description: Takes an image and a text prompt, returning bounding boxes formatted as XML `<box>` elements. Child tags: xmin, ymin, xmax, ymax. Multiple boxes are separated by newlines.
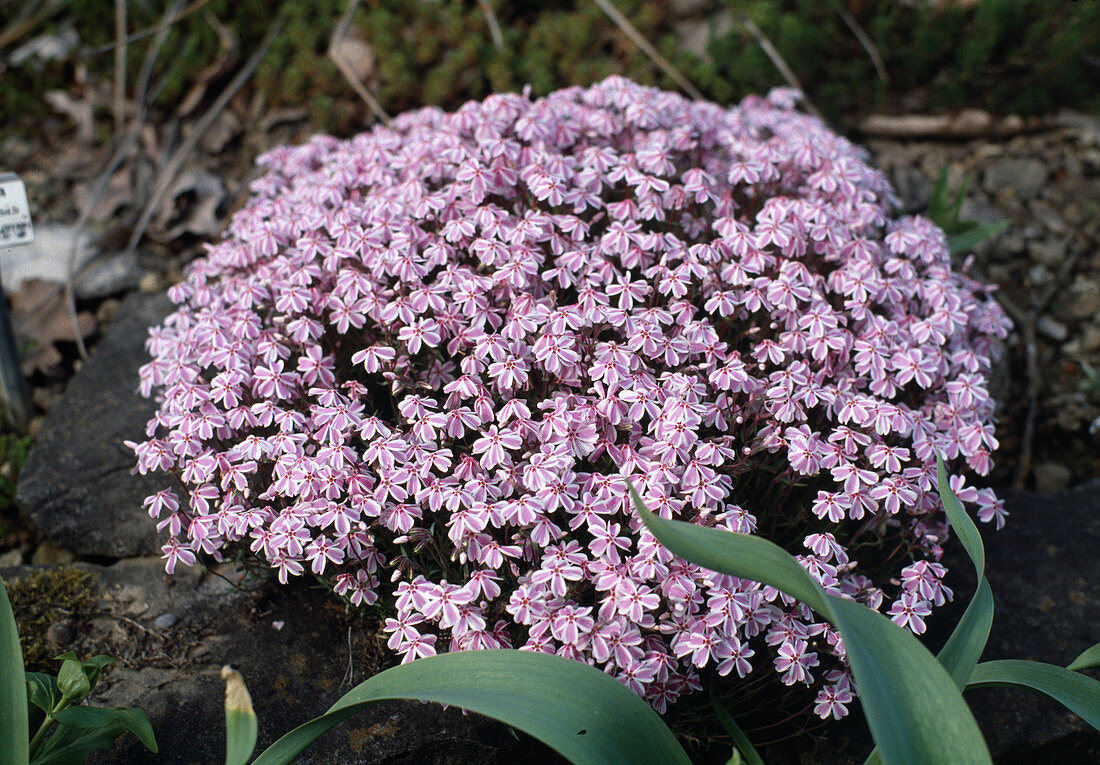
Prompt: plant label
<box><xmin>0</xmin><ymin>172</ymin><xmax>33</xmax><ymax>246</ymax></box>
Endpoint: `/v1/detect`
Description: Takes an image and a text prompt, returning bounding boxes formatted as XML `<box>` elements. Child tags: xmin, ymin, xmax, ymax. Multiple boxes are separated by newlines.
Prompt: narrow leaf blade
<box><xmin>948</xmin><ymin>220</ymin><xmax>1009</xmax><ymax>255</ymax></box>
<box><xmin>710</xmin><ymin>692</ymin><xmax>765</xmax><ymax>765</ymax></box>
<box><xmin>936</xmin><ymin>455</ymin><xmax>985</xmax><ymax>578</ymax></box>
<box><xmin>634</xmin><ymin>495</ymin><xmax>991</xmax><ymax>765</ymax></box>
<box><xmin>1067</xmin><ymin>643</ymin><xmax>1100</xmax><ymax>672</ymax></box>
<box><xmin>222</xmin><ymin>667</ymin><xmax>257</xmax><ymax>765</ymax></box>
<box><xmin>631</xmin><ymin>487</ymin><xmax>829</xmax><ymax>613</ymax></box>
<box><xmin>967</xmin><ymin>660</ymin><xmax>1100</xmax><ymax>731</ymax></box>
<box><xmin>252</xmin><ymin>650</ymin><xmax>690</xmax><ymax>765</ymax></box>
<box><xmin>0</xmin><ymin>574</ymin><xmax>29</xmax><ymax>765</ymax></box>
<box><xmin>937</xmin><ymin>578</ymin><xmax>994</xmax><ymax>688</ymax></box>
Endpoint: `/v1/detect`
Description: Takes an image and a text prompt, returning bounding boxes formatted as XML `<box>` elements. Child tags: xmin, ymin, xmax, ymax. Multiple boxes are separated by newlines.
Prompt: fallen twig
<box><xmin>123</xmin><ymin>10</ymin><xmax>287</xmax><ymax>261</ymax></box>
<box><xmin>592</xmin><ymin>0</ymin><xmax>704</xmax><ymax>102</ymax></box>
<box><xmin>0</xmin><ymin>0</ymin><xmax>67</xmax><ymax>50</ymax></box>
<box><xmin>64</xmin><ymin>0</ymin><xmax>185</xmax><ymax>362</ymax></box>
<box><xmin>738</xmin><ymin>15</ymin><xmax>822</xmax><ymax>120</ymax></box>
<box><xmin>113</xmin><ymin>0</ymin><xmax>127</xmax><ymax>134</ymax></box>
<box><xmin>329</xmin><ymin>0</ymin><xmax>391</xmax><ymax>126</ymax></box>
<box><xmin>84</xmin><ymin>0</ymin><xmax>216</xmax><ymax>57</ymax></box>
<box><xmin>834</xmin><ymin>1</ymin><xmax>887</xmax><ymax>84</ymax></box>
<box><xmin>993</xmin><ymin>247</ymin><xmax>1085</xmax><ymax>489</ymax></box>
<box><xmin>476</xmin><ymin>0</ymin><xmax>505</xmax><ymax>52</ymax></box>
<box><xmin>857</xmin><ymin>111</ymin><xmax>1045</xmax><ymax>139</ymax></box>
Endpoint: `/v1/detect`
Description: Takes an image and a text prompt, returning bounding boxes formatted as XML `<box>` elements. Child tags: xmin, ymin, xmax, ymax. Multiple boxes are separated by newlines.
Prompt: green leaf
<box><xmin>967</xmin><ymin>660</ymin><xmax>1100</xmax><ymax>731</ymax></box>
<box><xmin>29</xmin><ymin>720</ymin><xmax>128</xmax><ymax>765</ymax></box>
<box><xmin>25</xmin><ymin>673</ymin><xmax>59</xmax><ymax>714</ymax></box>
<box><xmin>948</xmin><ymin>220</ymin><xmax>1009</xmax><ymax>255</ymax></box>
<box><xmin>627</xmin><ymin>487</ymin><xmax>829</xmax><ymax>614</ymax></box>
<box><xmin>222</xmin><ymin>666</ymin><xmax>257</xmax><ymax>765</ymax></box>
<box><xmin>76</xmin><ymin>656</ymin><xmax>114</xmax><ymax>690</ymax></box>
<box><xmin>633</xmin><ymin>493</ymin><xmax>992</xmax><ymax>765</ymax></box>
<box><xmin>55</xmin><ymin>661</ymin><xmax>90</xmax><ymax>703</ymax></box>
<box><xmin>1067</xmin><ymin>643</ymin><xmax>1100</xmax><ymax>672</ymax></box>
<box><xmin>0</xmin><ymin>574</ymin><xmax>29</xmax><ymax>765</ymax></box>
<box><xmin>252</xmin><ymin>650</ymin><xmax>691</xmax><ymax>765</ymax></box>
<box><xmin>936</xmin><ymin>578</ymin><xmax>994</xmax><ymax>688</ymax></box>
<box><xmin>710</xmin><ymin>692</ymin><xmax>764</xmax><ymax>765</ymax></box>
<box><xmin>51</xmin><ymin>707</ymin><xmax>157</xmax><ymax>753</ymax></box>
<box><xmin>927</xmin><ymin>167</ymin><xmax>954</xmax><ymax>227</ymax></box>
<box><xmin>936</xmin><ymin>456</ymin><xmax>985</xmax><ymax>578</ymax></box>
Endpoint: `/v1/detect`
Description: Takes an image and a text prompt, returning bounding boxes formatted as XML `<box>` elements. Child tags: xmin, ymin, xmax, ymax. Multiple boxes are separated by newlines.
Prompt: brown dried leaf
<box><xmin>9</xmin><ymin>279</ymin><xmax>96</xmax><ymax>375</ymax></box>
<box><xmin>44</xmin><ymin>90</ymin><xmax>95</xmax><ymax>144</ymax></box>
<box><xmin>74</xmin><ymin>169</ymin><xmax>133</xmax><ymax>223</ymax></box>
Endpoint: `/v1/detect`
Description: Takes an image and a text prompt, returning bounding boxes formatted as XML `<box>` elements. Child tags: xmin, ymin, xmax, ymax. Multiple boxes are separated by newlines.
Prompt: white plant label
<box><xmin>0</xmin><ymin>172</ymin><xmax>33</xmax><ymax>246</ymax></box>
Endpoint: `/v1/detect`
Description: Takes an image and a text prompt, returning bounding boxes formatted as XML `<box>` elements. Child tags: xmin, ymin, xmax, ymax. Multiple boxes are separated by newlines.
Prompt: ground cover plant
<box><xmin>129</xmin><ymin>77</ymin><xmax>1012</xmax><ymax>720</ymax></box>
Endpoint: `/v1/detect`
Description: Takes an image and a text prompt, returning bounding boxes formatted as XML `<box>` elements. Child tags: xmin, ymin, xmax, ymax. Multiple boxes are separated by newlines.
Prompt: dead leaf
<box><xmin>153</xmin><ymin>170</ymin><xmax>226</xmax><ymax>240</ymax></box>
<box><xmin>44</xmin><ymin>90</ymin><xmax>95</xmax><ymax>144</ymax></box>
<box><xmin>74</xmin><ymin>169</ymin><xmax>133</xmax><ymax>223</ymax></box>
<box><xmin>197</xmin><ymin>109</ymin><xmax>242</xmax><ymax>155</ymax></box>
<box><xmin>8</xmin><ymin>279</ymin><xmax>96</xmax><ymax>376</ymax></box>
<box><xmin>9</xmin><ymin>27</ymin><xmax>80</xmax><ymax>66</ymax></box>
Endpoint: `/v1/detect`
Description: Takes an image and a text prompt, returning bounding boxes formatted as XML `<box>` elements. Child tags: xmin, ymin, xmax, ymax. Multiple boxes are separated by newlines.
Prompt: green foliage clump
<box><xmin>7</xmin><ymin>568</ymin><xmax>96</xmax><ymax>672</ymax></box>
<box><xmin>707</xmin><ymin>0</ymin><xmax>1100</xmax><ymax>120</ymax></box>
<box><xmin>1</xmin><ymin>1</ymin><xmax>1097</xmax><ymax>136</ymax></box>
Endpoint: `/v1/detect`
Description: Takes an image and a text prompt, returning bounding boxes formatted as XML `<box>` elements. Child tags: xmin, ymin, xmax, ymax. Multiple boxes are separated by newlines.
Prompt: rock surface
<box><xmin>16</xmin><ymin>291</ymin><xmax>173</xmax><ymax>558</ymax></box>
<box><xmin>5</xmin><ymin>480</ymin><xmax>1097</xmax><ymax>763</ymax></box>
<box><xmin>1</xmin><ymin>558</ymin><xmax>559</xmax><ymax>764</ymax></box>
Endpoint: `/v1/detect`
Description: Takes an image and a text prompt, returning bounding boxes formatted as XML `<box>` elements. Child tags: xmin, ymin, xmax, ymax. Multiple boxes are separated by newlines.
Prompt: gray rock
<box><xmin>0</xmin><ymin>558</ymin><xmax>557</xmax><ymax>765</ymax></box>
<box><xmin>1029</xmin><ymin>239</ymin><xmax>1068</xmax><ymax>268</ymax></box>
<box><xmin>16</xmin><ymin>291</ymin><xmax>174</xmax><ymax>558</ymax></box>
<box><xmin>1036</xmin><ymin>316</ymin><xmax>1069</xmax><ymax>343</ymax></box>
<box><xmin>152</xmin><ymin>612</ymin><xmax>177</xmax><ymax>629</ymax></box>
<box><xmin>1032</xmin><ymin>462</ymin><xmax>1072</xmax><ymax>493</ymax></box>
<box><xmin>983</xmin><ymin>158</ymin><xmax>1048</xmax><ymax>198</ymax></box>
<box><xmin>890</xmin><ymin>167</ymin><xmax>932</xmax><ymax>214</ymax></box>
<box><xmin>940</xmin><ymin>480</ymin><xmax>1100</xmax><ymax>760</ymax></box>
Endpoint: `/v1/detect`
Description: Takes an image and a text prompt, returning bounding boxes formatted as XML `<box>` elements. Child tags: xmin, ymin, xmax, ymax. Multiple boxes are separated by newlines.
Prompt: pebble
<box><xmin>1037</xmin><ymin>316</ymin><xmax>1069</xmax><ymax>342</ymax></box>
<box><xmin>154</xmin><ymin>612</ymin><xmax>178</xmax><ymax>629</ymax></box>
<box><xmin>0</xmin><ymin>549</ymin><xmax>22</xmax><ymax>567</ymax></box>
<box><xmin>1029</xmin><ymin>239</ymin><xmax>1067</xmax><ymax>268</ymax></box>
<box><xmin>983</xmin><ymin>158</ymin><xmax>1048</xmax><ymax>198</ymax></box>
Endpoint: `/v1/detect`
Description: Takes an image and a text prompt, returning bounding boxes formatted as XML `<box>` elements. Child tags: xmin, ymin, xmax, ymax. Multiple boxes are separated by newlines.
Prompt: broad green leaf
<box><xmin>29</xmin><ymin>720</ymin><xmax>127</xmax><ymax>765</ymax></box>
<box><xmin>56</xmin><ymin>661</ymin><xmax>90</xmax><ymax>703</ymax></box>
<box><xmin>936</xmin><ymin>456</ymin><xmax>985</xmax><ymax>578</ymax></box>
<box><xmin>948</xmin><ymin>221</ymin><xmax>1010</xmax><ymax>255</ymax></box>
<box><xmin>222</xmin><ymin>666</ymin><xmax>257</xmax><ymax>765</ymax></box>
<box><xmin>0</xmin><ymin>574</ymin><xmax>29</xmax><ymax>765</ymax></box>
<box><xmin>634</xmin><ymin>497</ymin><xmax>991</xmax><ymax>765</ymax></box>
<box><xmin>51</xmin><ymin>707</ymin><xmax>157</xmax><ymax>753</ymax></box>
<box><xmin>1068</xmin><ymin>643</ymin><xmax>1100</xmax><ymax>672</ymax></box>
<box><xmin>25</xmin><ymin>672</ymin><xmax>59</xmax><ymax>714</ymax></box>
<box><xmin>252</xmin><ymin>649</ymin><xmax>690</xmax><ymax>765</ymax></box>
<box><xmin>53</xmin><ymin>653</ymin><xmax>114</xmax><ymax>691</ymax></box>
<box><xmin>710</xmin><ymin>692</ymin><xmax>764</xmax><ymax>765</ymax></box>
<box><xmin>967</xmin><ymin>660</ymin><xmax>1100</xmax><ymax>731</ymax></box>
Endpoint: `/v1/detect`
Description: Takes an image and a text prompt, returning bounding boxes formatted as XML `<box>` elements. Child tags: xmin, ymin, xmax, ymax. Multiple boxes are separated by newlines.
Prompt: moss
<box><xmin>7</xmin><ymin>568</ymin><xmax>97</xmax><ymax>672</ymax></box>
<box><xmin>1</xmin><ymin>0</ymin><xmax>1096</xmax><ymax>139</ymax></box>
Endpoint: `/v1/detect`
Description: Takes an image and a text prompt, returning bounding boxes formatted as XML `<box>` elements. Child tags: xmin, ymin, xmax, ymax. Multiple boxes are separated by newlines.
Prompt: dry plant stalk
<box><xmin>329</xmin><ymin>0</ymin><xmax>391</xmax><ymax>126</ymax></box>
<box><xmin>591</xmin><ymin>0</ymin><xmax>705</xmax><ymax>102</ymax></box>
